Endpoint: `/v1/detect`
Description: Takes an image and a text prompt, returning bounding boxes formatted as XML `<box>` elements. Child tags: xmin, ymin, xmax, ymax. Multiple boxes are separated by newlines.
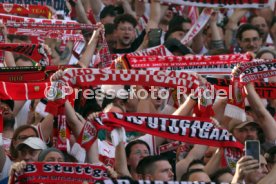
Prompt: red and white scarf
<box><xmin>126</xmin><ymin>53</ymin><xmax>252</xmax><ymax>68</ymax></box>
<box><xmin>0</xmin><ymin>0</ymin><xmax>67</xmax><ymax>15</ymax></box>
<box><xmin>0</xmin><ymin>3</ymin><xmax>53</xmax><ymax>18</ymax></box>
<box><xmin>0</xmin><ymin>65</ymin><xmax>76</xmax><ymax>82</ymax></box>
<box><xmin>141</xmin><ymin>0</ymin><xmax>269</xmax><ymax>8</ymax></box>
<box><xmin>14</xmin><ymin>162</ymin><xmax>108</xmax><ymax>184</ymax></box>
<box><xmin>0</xmin><ymin>13</ymin><xmax>77</xmax><ymax>24</ymax></box>
<box><xmin>110</xmin><ymin>45</ymin><xmax>173</xmax><ymax>69</ymax></box>
<box><xmin>5</xmin><ymin>22</ymin><xmax>95</xmax><ymax>30</ymax></box>
<box><xmin>181</xmin><ymin>8</ymin><xmax>212</xmax><ymax>45</ymax></box>
<box><xmin>0</xmin><ymin>43</ymin><xmax>50</xmax><ymax>66</ymax></box>
<box><xmin>59</xmin><ymin>68</ymin><xmax>199</xmax><ymax>91</ymax></box>
<box><xmin>225</xmin><ymin>59</ymin><xmax>276</xmax><ymax>121</ymax></box>
<box><xmin>207</xmin><ymin>77</ymin><xmax>276</xmax><ymax>99</ymax></box>
<box><xmin>0</xmin><ymin>68</ymin><xmax>198</xmax><ymax>100</ymax></box>
<box><xmin>92</xmin><ymin>112</ymin><xmax>243</xmax><ymax>149</ymax></box>
<box><xmin>0</xmin><ymin>14</ymin><xmax>84</xmax><ymax>41</ymax></box>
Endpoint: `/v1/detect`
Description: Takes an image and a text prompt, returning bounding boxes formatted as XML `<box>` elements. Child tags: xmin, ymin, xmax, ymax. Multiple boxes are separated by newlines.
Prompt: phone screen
<box><xmin>245</xmin><ymin>140</ymin><xmax>260</xmax><ymax>162</ymax></box>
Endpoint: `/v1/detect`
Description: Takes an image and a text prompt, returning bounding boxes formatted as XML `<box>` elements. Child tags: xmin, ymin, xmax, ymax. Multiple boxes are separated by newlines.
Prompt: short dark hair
<box><xmin>104</xmin><ymin>23</ymin><xmax>116</xmax><ymax>35</ymax></box>
<box><xmin>1</xmin><ymin>100</ymin><xmax>14</xmax><ymax>111</ymax></box>
<box><xmin>210</xmin><ymin>168</ymin><xmax>232</xmax><ymax>183</ymax></box>
<box><xmin>169</xmin><ymin>15</ymin><xmax>191</xmax><ymax>30</ymax></box>
<box><xmin>136</xmin><ymin>155</ymin><xmax>168</xmax><ymax>175</ymax></box>
<box><xmin>187</xmin><ymin>159</ymin><xmax>205</xmax><ymax>172</ymax></box>
<box><xmin>114</xmin><ymin>14</ymin><xmax>137</xmax><ymax>29</ymax></box>
<box><xmin>100</xmin><ymin>5</ymin><xmax>116</xmax><ymax>19</ymax></box>
<box><xmin>271</xmin><ymin>16</ymin><xmax>276</xmax><ymax>27</ymax></box>
<box><xmin>125</xmin><ymin>139</ymin><xmax>150</xmax><ymax>158</ymax></box>
<box><xmin>182</xmin><ymin>169</ymin><xmax>207</xmax><ymax>181</ymax></box>
<box><xmin>236</xmin><ymin>23</ymin><xmax>261</xmax><ymax>40</ymax></box>
<box><xmin>164</xmin><ymin>25</ymin><xmax>185</xmax><ymax>41</ymax></box>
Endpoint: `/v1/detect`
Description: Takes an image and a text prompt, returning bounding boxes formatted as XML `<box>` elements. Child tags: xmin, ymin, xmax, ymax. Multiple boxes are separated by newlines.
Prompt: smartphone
<box><xmin>148</xmin><ymin>28</ymin><xmax>162</xmax><ymax>47</ymax></box>
<box><xmin>245</xmin><ymin>140</ymin><xmax>260</xmax><ymax>162</ymax></box>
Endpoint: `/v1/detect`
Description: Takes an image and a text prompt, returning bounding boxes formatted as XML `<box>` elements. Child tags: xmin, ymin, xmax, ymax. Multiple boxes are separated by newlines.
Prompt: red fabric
<box><xmin>181</xmin><ymin>8</ymin><xmax>212</xmax><ymax>45</ymax></box>
<box><xmin>87</xmin><ymin>9</ymin><xmax>96</xmax><ymax>24</ymax></box>
<box><xmin>45</xmin><ymin>99</ymin><xmax>66</xmax><ymax>116</ymax></box>
<box><xmin>96</xmin><ymin>30</ymin><xmax>112</xmax><ymax>68</ymax></box>
<box><xmin>154</xmin><ymin>0</ymin><xmax>269</xmax><ymax>8</ymax></box>
<box><xmin>95</xmin><ymin>112</ymin><xmax>244</xmax><ymax>149</ymax></box>
<box><xmin>193</xmin><ymin>83</ymin><xmax>215</xmax><ymax>118</ymax></box>
<box><xmin>0</xmin><ymin>3</ymin><xmax>53</xmax><ymax>18</ymax></box>
<box><xmin>126</xmin><ymin>53</ymin><xmax>252</xmax><ymax>68</ymax></box>
<box><xmin>62</xmin><ymin>68</ymin><xmax>199</xmax><ymax>92</ymax></box>
<box><xmin>77</xmin><ymin>121</ymin><xmax>98</xmax><ymax>151</ymax></box>
<box><xmin>16</xmin><ymin>162</ymin><xmax>108</xmax><ymax>184</ymax></box>
<box><xmin>207</xmin><ymin>77</ymin><xmax>276</xmax><ymax>99</ymax></box>
<box><xmin>239</xmin><ymin>59</ymin><xmax>276</xmax><ymax>83</ymax></box>
<box><xmin>5</xmin><ymin>22</ymin><xmax>95</xmax><ymax>30</ymax></box>
<box><xmin>0</xmin><ymin>65</ymin><xmax>76</xmax><ymax>83</ymax></box>
<box><xmin>0</xmin><ymin>43</ymin><xmax>49</xmax><ymax>66</ymax></box>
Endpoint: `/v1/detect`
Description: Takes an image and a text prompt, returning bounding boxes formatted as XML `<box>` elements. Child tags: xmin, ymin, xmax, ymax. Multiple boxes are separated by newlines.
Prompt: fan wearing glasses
<box><xmin>236</xmin><ymin>23</ymin><xmax>263</xmax><ymax>53</ymax></box>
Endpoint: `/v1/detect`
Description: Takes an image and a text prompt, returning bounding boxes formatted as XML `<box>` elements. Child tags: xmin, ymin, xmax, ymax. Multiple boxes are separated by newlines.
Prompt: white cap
<box><xmin>17</xmin><ymin>137</ymin><xmax>47</xmax><ymax>150</ymax></box>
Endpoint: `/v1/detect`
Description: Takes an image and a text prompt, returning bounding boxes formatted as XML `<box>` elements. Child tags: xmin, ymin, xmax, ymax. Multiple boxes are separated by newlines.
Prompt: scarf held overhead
<box><xmin>59</xmin><ymin>68</ymin><xmax>199</xmax><ymax>90</ymax></box>
<box><xmin>93</xmin><ymin>112</ymin><xmax>243</xmax><ymax>149</ymax></box>
<box><xmin>0</xmin><ymin>0</ymin><xmax>67</xmax><ymax>13</ymax></box>
<box><xmin>0</xmin><ymin>68</ymin><xmax>198</xmax><ymax>100</ymax></box>
<box><xmin>225</xmin><ymin>59</ymin><xmax>276</xmax><ymax>121</ymax></box>
<box><xmin>0</xmin><ymin>3</ymin><xmax>53</xmax><ymax>18</ymax></box>
<box><xmin>0</xmin><ymin>43</ymin><xmax>49</xmax><ymax>66</ymax></box>
<box><xmin>140</xmin><ymin>0</ymin><xmax>269</xmax><ymax>8</ymax></box>
<box><xmin>15</xmin><ymin>162</ymin><xmax>108</xmax><ymax>184</ymax></box>
<box><xmin>126</xmin><ymin>53</ymin><xmax>252</xmax><ymax>68</ymax></box>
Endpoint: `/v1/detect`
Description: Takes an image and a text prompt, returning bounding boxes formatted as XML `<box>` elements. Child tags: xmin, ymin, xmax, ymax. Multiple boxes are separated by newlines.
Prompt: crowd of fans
<box><xmin>0</xmin><ymin>0</ymin><xmax>276</xmax><ymax>183</ymax></box>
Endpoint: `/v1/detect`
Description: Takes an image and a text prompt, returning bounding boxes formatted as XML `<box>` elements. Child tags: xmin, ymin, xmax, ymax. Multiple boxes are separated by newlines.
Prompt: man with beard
<box><xmin>112</xmin><ymin>14</ymin><xmax>145</xmax><ymax>53</ymax></box>
<box><xmin>229</xmin><ymin>115</ymin><xmax>260</xmax><ymax>144</ymax></box>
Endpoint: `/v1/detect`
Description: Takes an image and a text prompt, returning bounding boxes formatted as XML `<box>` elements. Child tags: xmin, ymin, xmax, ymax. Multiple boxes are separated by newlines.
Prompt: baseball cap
<box><xmin>16</xmin><ymin>137</ymin><xmax>47</xmax><ymax>150</ymax></box>
<box><xmin>229</xmin><ymin>115</ymin><xmax>259</xmax><ymax>132</ymax></box>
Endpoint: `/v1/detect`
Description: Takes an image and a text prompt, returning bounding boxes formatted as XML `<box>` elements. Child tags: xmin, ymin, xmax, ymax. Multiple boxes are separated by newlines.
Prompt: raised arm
<box><xmin>89</xmin><ymin>0</ymin><xmax>104</xmax><ymax>22</ymax></box>
<box><xmin>224</xmin><ymin>9</ymin><xmax>248</xmax><ymax>50</ymax></box>
<box><xmin>176</xmin><ymin>144</ymin><xmax>208</xmax><ymax>180</ymax></box>
<box><xmin>245</xmin><ymin>82</ymin><xmax>276</xmax><ymax>142</ymax></box>
<box><xmin>209</xmin><ymin>11</ymin><xmax>225</xmax><ymax>50</ymax></box>
<box><xmin>146</xmin><ymin>0</ymin><xmax>162</xmax><ymax>32</ymax></box>
<box><xmin>78</xmin><ymin>24</ymin><xmax>103</xmax><ymax>68</ymax></box>
<box><xmin>0</xmin><ymin>23</ymin><xmax>16</xmax><ymax>67</ymax></box>
<box><xmin>75</xmin><ymin>0</ymin><xmax>92</xmax><ymax>24</ymax></box>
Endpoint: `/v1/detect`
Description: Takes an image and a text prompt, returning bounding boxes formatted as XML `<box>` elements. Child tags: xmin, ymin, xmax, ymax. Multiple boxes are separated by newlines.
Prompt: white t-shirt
<box><xmin>15</xmin><ymin>100</ymin><xmax>31</xmax><ymax>129</ymax></box>
<box><xmin>0</xmin><ymin>155</ymin><xmax>12</xmax><ymax>180</ymax></box>
<box><xmin>98</xmin><ymin>139</ymin><xmax>115</xmax><ymax>167</ymax></box>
